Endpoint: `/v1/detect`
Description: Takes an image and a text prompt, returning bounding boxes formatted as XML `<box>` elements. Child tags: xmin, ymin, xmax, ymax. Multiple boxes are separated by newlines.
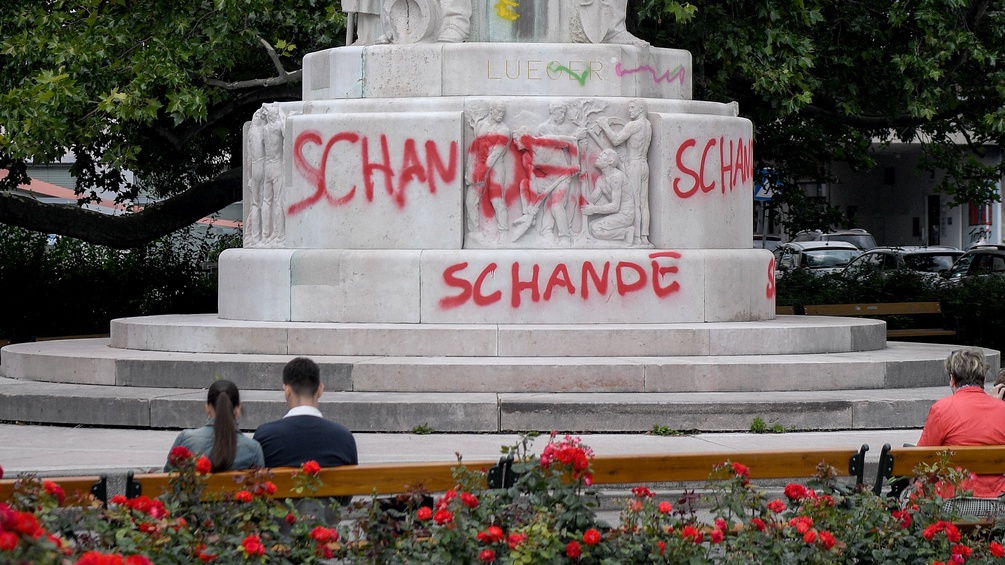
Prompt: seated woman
<box><xmin>917</xmin><ymin>348</ymin><xmax>1005</xmax><ymax>498</ymax></box>
<box><xmin>165</xmin><ymin>380</ymin><xmax>264</xmax><ymax>472</ymax></box>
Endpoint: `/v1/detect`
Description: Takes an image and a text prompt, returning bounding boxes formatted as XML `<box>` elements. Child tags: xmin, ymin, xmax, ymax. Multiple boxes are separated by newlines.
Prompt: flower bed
<box><xmin>3</xmin><ymin>436</ymin><xmax>1005</xmax><ymax>564</ymax></box>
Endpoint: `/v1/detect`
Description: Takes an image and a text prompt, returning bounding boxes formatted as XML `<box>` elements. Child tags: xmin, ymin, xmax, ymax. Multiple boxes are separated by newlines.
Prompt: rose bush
<box><xmin>5</xmin><ymin>435</ymin><xmax>1005</xmax><ymax>563</ymax></box>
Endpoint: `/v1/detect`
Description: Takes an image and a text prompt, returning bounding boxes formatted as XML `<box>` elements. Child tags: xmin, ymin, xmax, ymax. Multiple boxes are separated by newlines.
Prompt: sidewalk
<box><xmin>0</xmin><ymin>423</ymin><xmax>923</xmax><ymax>477</ymax></box>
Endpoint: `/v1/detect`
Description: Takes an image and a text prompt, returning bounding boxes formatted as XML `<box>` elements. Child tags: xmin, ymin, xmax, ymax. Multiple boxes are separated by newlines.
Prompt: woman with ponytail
<box><xmin>165</xmin><ymin>380</ymin><xmax>264</xmax><ymax>472</ymax></box>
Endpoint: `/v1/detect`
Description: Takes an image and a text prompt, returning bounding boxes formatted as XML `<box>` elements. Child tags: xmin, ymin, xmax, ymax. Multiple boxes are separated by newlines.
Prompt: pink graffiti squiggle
<box><xmin>615</xmin><ymin>62</ymin><xmax>686</xmax><ymax>85</ymax></box>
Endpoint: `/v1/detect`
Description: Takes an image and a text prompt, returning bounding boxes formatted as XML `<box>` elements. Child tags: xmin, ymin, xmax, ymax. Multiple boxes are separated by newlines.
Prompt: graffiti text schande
<box><xmin>288</xmin><ymin>130</ymin><xmax>458</xmax><ymax>215</ymax></box>
<box><xmin>614</xmin><ymin>62</ymin><xmax>686</xmax><ymax>86</ymax></box>
<box><xmin>672</xmin><ymin>136</ymin><xmax>753</xmax><ymax>199</ymax></box>
<box><xmin>438</xmin><ymin>251</ymin><xmax>682</xmax><ymax>309</ymax></box>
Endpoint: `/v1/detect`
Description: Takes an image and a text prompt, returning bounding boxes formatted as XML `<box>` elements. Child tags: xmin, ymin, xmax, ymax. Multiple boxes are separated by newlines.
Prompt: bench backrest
<box><xmin>0</xmin><ymin>475</ymin><xmax>107</xmax><ymax>506</ymax></box>
<box><xmin>126</xmin><ymin>447</ymin><xmax>868</xmax><ymax>501</ymax></box>
<box><xmin>873</xmin><ymin>444</ymin><xmax>1005</xmax><ymax>496</ymax></box>
<box><xmin>804</xmin><ymin>302</ymin><xmax>942</xmax><ymax>316</ymax></box>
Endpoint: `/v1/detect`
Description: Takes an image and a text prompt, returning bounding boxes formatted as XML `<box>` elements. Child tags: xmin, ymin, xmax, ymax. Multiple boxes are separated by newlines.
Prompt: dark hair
<box><xmin>283</xmin><ymin>357</ymin><xmax>321</xmax><ymax>398</ymax></box>
<box><xmin>208</xmin><ymin>380</ymin><xmax>240</xmax><ymax>472</ymax></box>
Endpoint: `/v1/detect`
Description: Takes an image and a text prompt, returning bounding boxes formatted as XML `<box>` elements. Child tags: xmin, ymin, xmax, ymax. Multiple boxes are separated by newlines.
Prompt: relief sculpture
<box><xmin>245</xmin><ymin>103</ymin><xmax>288</xmax><ymax>248</ymax></box>
<box><xmin>463</xmin><ymin>98</ymin><xmax>652</xmax><ymax>249</ymax></box>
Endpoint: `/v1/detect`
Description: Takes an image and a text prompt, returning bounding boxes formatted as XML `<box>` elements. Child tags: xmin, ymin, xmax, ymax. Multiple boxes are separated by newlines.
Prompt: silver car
<box><xmin>841</xmin><ymin>246</ymin><xmax>962</xmax><ymax>280</ymax></box>
<box><xmin>773</xmin><ymin>241</ymin><xmax>862</xmax><ymax>277</ymax></box>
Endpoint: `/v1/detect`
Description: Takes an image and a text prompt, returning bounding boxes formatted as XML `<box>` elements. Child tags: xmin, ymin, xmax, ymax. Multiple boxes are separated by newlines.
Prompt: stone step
<box><xmin>0</xmin><ymin>338</ymin><xmax>980</xmax><ymax>393</ymax></box>
<box><xmin>109</xmin><ymin>314</ymin><xmax>888</xmax><ymax>357</ymax></box>
<box><xmin>0</xmin><ymin>375</ymin><xmax>945</xmax><ymax>433</ymax></box>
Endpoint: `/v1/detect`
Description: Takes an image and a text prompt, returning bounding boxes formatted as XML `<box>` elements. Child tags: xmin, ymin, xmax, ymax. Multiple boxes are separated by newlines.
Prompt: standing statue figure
<box><xmin>245</xmin><ymin>109</ymin><xmax>266</xmax><ymax>247</ymax></box>
<box><xmin>582</xmin><ymin>149</ymin><xmax>635</xmax><ymax>243</ymax></box>
<box><xmin>595</xmin><ymin>99</ymin><xmax>652</xmax><ymax>246</ymax></box>
<box><xmin>342</xmin><ymin>0</ymin><xmax>383</xmax><ymax>45</ymax></box>
<box><xmin>261</xmin><ymin>103</ymin><xmax>287</xmax><ymax>246</ymax></box>
<box><xmin>513</xmin><ymin>103</ymin><xmax>582</xmax><ymax>245</ymax></box>
<box><xmin>575</xmin><ymin>0</ymin><xmax>647</xmax><ymax>45</ymax></box>
<box><xmin>465</xmin><ymin>101</ymin><xmax>511</xmax><ymax>238</ymax></box>
<box><xmin>438</xmin><ymin>0</ymin><xmax>472</xmax><ymax>42</ymax></box>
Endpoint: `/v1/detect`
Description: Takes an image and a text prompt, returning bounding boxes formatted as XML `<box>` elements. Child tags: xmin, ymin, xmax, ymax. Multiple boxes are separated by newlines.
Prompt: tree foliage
<box><xmin>0</xmin><ymin>0</ymin><xmax>343</xmax><ymax>247</ymax></box>
<box><xmin>638</xmin><ymin>0</ymin><xmax>1005</xmax><ymax>233</ymax></box>
<box><xmin>2</xmin><ymin>0</ymin><xmax>1004</xmax><ymax>245</ymax></box>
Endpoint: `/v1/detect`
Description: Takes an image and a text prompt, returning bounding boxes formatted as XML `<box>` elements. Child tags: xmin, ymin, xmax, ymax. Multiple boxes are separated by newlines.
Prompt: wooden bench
<box><xmin>0</xmin><ymin>475</ymin><xmax>108</xmax><ymax>507</ymax></box>
<box><xmin>124</xmin><ymin>447</ymin><xmax>869</xmax><ymax>500</ymax></box>
<box><xmin>800</xmin><ymin>301</ymin><xmax>956</xmax><ymax>339</ymax></box>
<box><xmin>872</xmin><ymin>443</ymin><xmax>1005</xmax><ymax>497</ymax></box>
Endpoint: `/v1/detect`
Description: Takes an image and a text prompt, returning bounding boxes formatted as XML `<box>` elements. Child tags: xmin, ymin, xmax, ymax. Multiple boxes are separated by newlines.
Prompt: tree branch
<box><xmin>203</xmin><ymin>38</ymin><xmax>302</xmax><ymax>90</ymax></box>
<box><xmin>0</xmin><ymin>168</ymin><xmax>243</xmax><ymax>249</ymax></box>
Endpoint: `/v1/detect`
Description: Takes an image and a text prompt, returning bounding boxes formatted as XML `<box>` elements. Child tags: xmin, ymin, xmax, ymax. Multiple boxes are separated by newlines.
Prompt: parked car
<box><xmin>943</xmin><ymin>245</ymin><xmax>1005</xmax><ymax>283</ymax></box>
<box><xmin>773</xmin><ymin>241</ymin><xmax>862</xmax><ymax>277</ymax></box>
<box><xmin>841</xmin><ymin>246</ymin><xmax>962</xmax><ymax>279</ymax></box>
<box><xmin>753</xmin><ymin>234</ymin><xmax>783</xmax><ymax>251</ymax></box>
<box><xmin>792</xmin><ymin>229</ymin><xmax>878</xmax><ymax>250</ymax></box>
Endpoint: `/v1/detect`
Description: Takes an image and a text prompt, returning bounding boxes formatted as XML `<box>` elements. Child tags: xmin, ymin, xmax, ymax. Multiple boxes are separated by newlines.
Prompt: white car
<box><xmin>792</xmin><ymin>228</ymin><xmax>878</xmax><ymax>250</ymax></box>
<box><xmin>773</xmin><ymin>241</ymin><xmax>862</xmax><ymax>277</ymax></box>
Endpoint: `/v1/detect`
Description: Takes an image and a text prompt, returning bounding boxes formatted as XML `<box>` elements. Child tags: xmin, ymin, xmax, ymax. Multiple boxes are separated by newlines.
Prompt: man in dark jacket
<box><xmin>253</xmin><ymin>357</ymin><xmax>358</xmax><ymax>469</ymax></box>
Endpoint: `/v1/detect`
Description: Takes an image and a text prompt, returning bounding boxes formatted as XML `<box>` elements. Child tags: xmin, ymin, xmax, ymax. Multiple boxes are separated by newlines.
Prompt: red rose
<box><xmin>750</xmin><ymin>517</ymin><xmax>766</xmax><ymax>531</ymax></box>
<box><xmin>241</xmin><ymin>534</ymin><xmax>266</xmax><ymax>556</ymax></box>
<box><xmin>138</xmin><ymin>522</ymin><xmax>157</xmax><ymax>534</ymax></box>
<box><xmin>946</xmin><ymin>523</ymin><xmax>961</xmax><ymax>543</ymax></box>
<box><xmin>784</xmin><ymin>483</ymin><xmax>808</xmax><ymax>501</ymax></box>
<box><xmin>481</xmin><ymin>525</ymin><xmax>504</xmax><ymax>543</ymax></box>
<box><xmin>767</xmin><ymin>499</ymin><xmax>786</xmax><ymax>513</ymax></box>
<box><xmin>803</xmin><ymin>530</ymin><xmax>817</xmax><ymax>544</ymax></box>
<box><xmin>0</xmin><ymin>531</ymin><xmax>18</xmax><ymax>551</ymax></box>
<box><xmin>658</xmin><ymin>501</ymin><xmax>672</xmax><ymax>514</ymax></box>
<box><xmin>715</xmin><ymin>518</ymin><xmax>727</xmax><ymax>531</ymax></box>
<box><xmin>820</xmin><ymin>531</ymin><xmax>836</xmax><ymax>549</ymax></box>
<box><xmin>681</xmin><ymin>525</ymin><xmax>703</xmax><ymax>544</ymax></box>
<box><xmin>631</xmin><ymin>486</ymin><xmax>655</xmax><ymax>498</ymax></box>
<box><xmin>126</xmin><ymin>555</ymin><xmax>153</xmax><ymax>565</ymax></box>
<box><xmin>433</xmin><ymin>508</ymin><xmax>453</xmax><ymax>525</ymax></box>
<box><xmin>789</xmin><ymin>516</ymin><xmax>813</xmax><ymax>534</ymax></box>
<box><xmin>233</xmin><ymin>490</ymin><xmax>253</xmax><ymax>503</ymax></box>
<box><xmin>479</xmin><ymin>549</ymin><xmax>496</xmax><ymax>562</ymax></box>
<box><xmin>710</xmin><ymin>528</ymin><xmax>725</xmax><ymax>544</ymax></box>
<box><xmin>583</xmin><ymin>528</ymin><xmax>601</xmax><ymax>546</ymax></box>
<box><xmin>656</xmin><ymin>540</ymin><xmax>666</xmax><ymax>555</ymax></box>
<box><xmin>110</xmin><ymin>494</ymin><xmax>127</xmax><ymax>506</ymax></box>
<box><xmin>507</xmin><ymin>532</ymin><xmax>527</xmax><ymax>549</ymax></box>
<box><xmin>991</xmin><ymin>542</ymin><xmax>1005</xmax><ymax>557</ymax></box>
<box><xmin>302</xmin><ymin>460</ymin><xmax>322</xmax><ymax>475</ymax></box>
<box><xmin>628</xmin><ymin>500</ymin><xmax>643</xmax><ymax>513</ymax></box>
<box><xmin>461</xmin><ymin>492</ymin><xmax>479</xmax><ymax>509</ymax></box>
<box><xmin>416</xmin><ymin>506</ymin><xmax>432</xmax><ymax>521</ymax></box>
<box><xmin>566</xmin><ymin>540</ymin><xmax>581</xmax><ymax>558</ymax></box>
<box><xmin>168</xmin><ymin>446</ymin><xmax>194</xmax><ymax>466</ymax></box>
<box><xmin>195</xmin><ymin>456</ymin><xmax>212</xmax><ymax>475</ymax></box>
<box><xmin>310</xmin><ymin>526</ymin><xmax>331</xmax><ymax>543</ymax></box>
<box><xmin>285</xmin><ymin>513</ymin><xmax>297</xmax><ymax>525</ymax></box>
<box><xmin>43</xmin><ymin>481</ymin><xmax>66</xmax><ymax>506</ymax></box>
<box><xmin>12</xmin><ymin>511</ymin><xmax>43</xmax><ymax>538</ymax></box>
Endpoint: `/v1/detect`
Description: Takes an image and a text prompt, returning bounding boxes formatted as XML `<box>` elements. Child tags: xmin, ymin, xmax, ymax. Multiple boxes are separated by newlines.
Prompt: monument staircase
<box><xmin>0</xmin><ymin>0</ymin><xmax>998</xmax><ymax>434</ymax></box>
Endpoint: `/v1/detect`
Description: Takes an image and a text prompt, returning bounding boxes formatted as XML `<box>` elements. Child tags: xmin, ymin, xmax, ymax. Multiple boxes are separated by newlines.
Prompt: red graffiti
<box><xmin>289</xmin><ymin>130</ymin><xmax>458</xmax><ymax>215</ymax></box>
<box><xmin>515</xmin><ymin>133</ymin><xmax>579</xmax><ymax>211</ymax></box>
<box><xmin>766</xmin><ymin>256</ymin><xmax>776</xmax><ymax>299</ymax></box>
<box><xmin>438</xmin><ymin>252</ymin><xmax>682</xmax><ymax>310</ymax></box>
<box><xmin>673</xmin><ymin>136</ymin><xmax>753</xmax><ymax>199</ymax></box>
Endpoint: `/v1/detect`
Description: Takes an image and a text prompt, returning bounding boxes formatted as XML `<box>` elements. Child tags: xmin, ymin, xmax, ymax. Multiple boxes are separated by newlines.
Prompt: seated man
<box><xmin>253</xmin><ymin>357</ymin><xmax>358</xmax><ymax>469</ymax></box>
<box><xmin>917</xmin><ymin>348</ymin><xmax>1005</xmax><ymax>498</ymax></box>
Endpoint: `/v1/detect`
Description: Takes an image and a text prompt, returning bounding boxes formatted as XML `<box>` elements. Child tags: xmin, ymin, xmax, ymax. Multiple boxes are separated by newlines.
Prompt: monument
<box><xmin>226</xmin><ymin>0</ymin><xmax>771</xmax><ymax>326</ymax></box>
<box><xmin>2</xmin><ymin>0</ymin><xmax>994</xmax><ymax>434</ymax></box>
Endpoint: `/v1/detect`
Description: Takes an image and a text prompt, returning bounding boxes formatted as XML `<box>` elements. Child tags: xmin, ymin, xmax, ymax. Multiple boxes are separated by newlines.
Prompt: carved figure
<box><xmin>575</xmin><ymin>0</ymin><xmax>647</xmax><ymax>45</ymax></box>
<box><xmin>511</xmin><ymin>103</ymin><xmax>582</xmax><ymax>245</ymax></box>
<box><xmin>245</xmin><ymin>109</ymin><xmax>266</xmax><ymax>247</ymax></box>
<box><xmin>261</xmin><ymin>103</ymin><xmax>287</xmax><ymax>246</ymax></box>
<box><xmin>342</xmin><ymin>0</ymin><xmax>383</xmax><ymax>45</ymax></box>
<box><xmin>438</xmin><ymin>0</ymin><xmax>472</xmax><ymax>42</ymax></box>
<box><xmin>582</xmin><ymin>149</ymin><xmax>635</xmax><ymax>243</ymax></box>
<box><xmin>465</xmin><ymin>101</ymin><xmax>511</xmax><ymax>237</ymax></box>
<box><xmin>595</xmin><ymin>99</ymin><xmax>652</xmax><ymax>246</ymax></box>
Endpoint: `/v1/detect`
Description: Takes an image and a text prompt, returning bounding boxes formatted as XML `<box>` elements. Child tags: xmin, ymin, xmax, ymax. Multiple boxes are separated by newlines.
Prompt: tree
<box><xmin>0</xmin><ymin>0</ymin><xmax>343</xmax><ymax>248</ymax></box>
<box><xmin>2</xmin><ymin>0</ymin><xmax>1004</xmax><ymax>245</ymax></box>
<box><xmin>637</xmin><ymin>0</ymin><xmax>1005</xmax><ymax>234</ymax></box>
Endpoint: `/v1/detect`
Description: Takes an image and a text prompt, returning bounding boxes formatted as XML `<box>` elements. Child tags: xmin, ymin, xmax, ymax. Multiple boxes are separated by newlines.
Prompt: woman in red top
<box><xmin>918</xmin><ymin>348</ymin><xmax>1005</xmax><ymax>497</ymax></box>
